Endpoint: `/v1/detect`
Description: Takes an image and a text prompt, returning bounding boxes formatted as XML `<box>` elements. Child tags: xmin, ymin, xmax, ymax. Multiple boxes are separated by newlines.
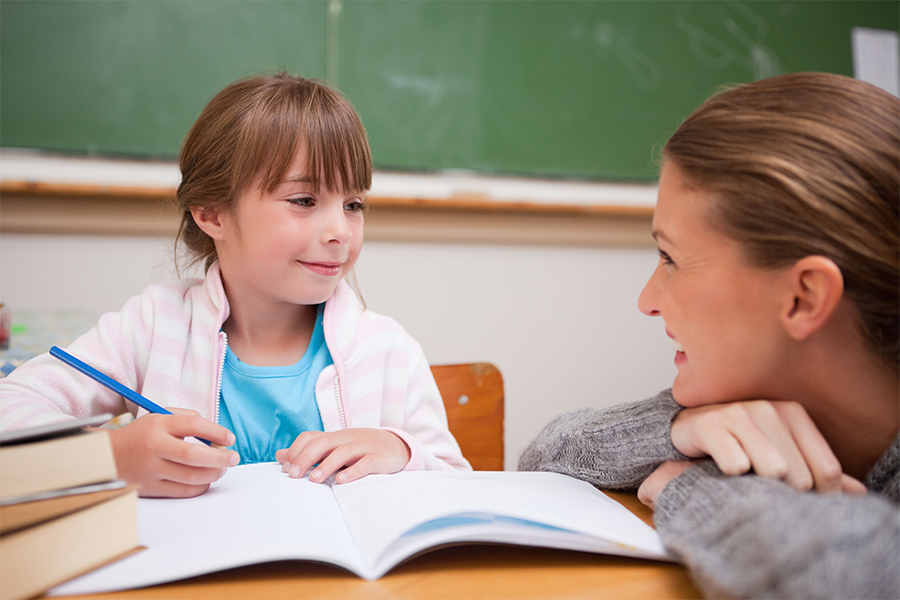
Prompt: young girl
<box><xmin>0</xmin><ymin>73</ymin><xmax>471</xmax><ymax>498</ymax></box>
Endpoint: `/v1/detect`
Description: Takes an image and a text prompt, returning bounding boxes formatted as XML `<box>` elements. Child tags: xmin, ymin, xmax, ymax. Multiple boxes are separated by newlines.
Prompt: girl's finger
<box><xmin>280</xmin><ymin>431</ymin><xmax>326</xmax><ymax>469</ymax></box>
<box><xmin>139</xmin><ymin>477</ymin><xmax>213</xmax><ymax>499</ymax></box>
<box><xmin>308</xmin><ymin>444</ymin><xmax>364</xmax><ymax>483</ymax></box>
<box><xmin>286</xmin><ymin>436</ymin><xmax>345</xmax><ymax>479</ymax></box>
<box><xmin>152</xmin><ymin>428</ymin><xmax>238</xmax><ymax>468</ymax></box>
<box><xmin>157</xmin><ymin>459</ymin><xmax>228</xmax><ymax>486</ymax></box>
<box><xmin>334</xmin><ymin>454</ymin><xmax>380</xmax><ymax>484</ymax></box>
<box><xmin>161</xmin><ymin>412</ymin><xmax>237</xmax><ymax>448</ymax></box>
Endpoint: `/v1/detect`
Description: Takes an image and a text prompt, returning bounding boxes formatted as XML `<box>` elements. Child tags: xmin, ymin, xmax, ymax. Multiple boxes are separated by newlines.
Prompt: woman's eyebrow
<box><xmin>651</xmin><ymin>230</ymin><xmax>675</xmax><ymax>246</ymax></box>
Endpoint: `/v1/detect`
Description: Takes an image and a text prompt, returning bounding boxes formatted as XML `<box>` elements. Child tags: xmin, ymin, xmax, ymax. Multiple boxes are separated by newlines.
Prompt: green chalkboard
<box><xmin>1</xmin><ymin>1</ymin><xmax>897</xmax><ymax>181</ymax></box>
<box><xmin>0</xmin><ymin>1</ymin><xmax>327</xmax><ymax>157</ymax></box>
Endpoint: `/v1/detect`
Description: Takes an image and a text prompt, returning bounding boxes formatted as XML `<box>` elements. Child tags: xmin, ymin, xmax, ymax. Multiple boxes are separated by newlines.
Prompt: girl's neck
<box><xmin>222</xmin><ymin>296</ymin><xmax>319</xmax><ymax>368</ymax></box>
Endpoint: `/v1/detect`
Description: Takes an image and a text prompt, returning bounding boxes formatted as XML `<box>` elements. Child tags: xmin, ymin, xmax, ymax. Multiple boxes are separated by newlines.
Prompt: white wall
<box><xmin>0</xmin><ymin>232</ymin><xmax>676</xmax><ymax>469</ymax></box>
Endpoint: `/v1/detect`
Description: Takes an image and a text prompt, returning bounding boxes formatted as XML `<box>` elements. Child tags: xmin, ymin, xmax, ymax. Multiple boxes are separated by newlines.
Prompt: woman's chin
<box><xmin>670</xmin><ymin>379</ymin><xmax>710</xmax><ymax>408</ymax></box>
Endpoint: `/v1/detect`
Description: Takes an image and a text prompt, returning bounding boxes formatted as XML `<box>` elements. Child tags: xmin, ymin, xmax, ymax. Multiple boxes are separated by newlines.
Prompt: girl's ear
<box><xmin>781</xmin><ymin>256</ymin><xmax>844</xmax><ymax>341</ymax></box>
<box><xmin>190</xmin><ymin>207</ymin><xmax>227</xmax><ymax>240</ymax></box>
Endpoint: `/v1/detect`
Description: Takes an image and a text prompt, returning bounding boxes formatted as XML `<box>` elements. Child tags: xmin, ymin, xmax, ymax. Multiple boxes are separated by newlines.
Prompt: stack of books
<box><xmin>0</xmin><ymin>415</ymin><xmax>140</xmax><ymax>600</ymax></box>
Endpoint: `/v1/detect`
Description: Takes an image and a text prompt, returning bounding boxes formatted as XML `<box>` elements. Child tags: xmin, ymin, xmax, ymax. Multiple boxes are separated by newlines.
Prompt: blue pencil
<box><xmin>49</xmin><ymin>346</ymin><xmax>215</xmax><ymax>446</ymax></box>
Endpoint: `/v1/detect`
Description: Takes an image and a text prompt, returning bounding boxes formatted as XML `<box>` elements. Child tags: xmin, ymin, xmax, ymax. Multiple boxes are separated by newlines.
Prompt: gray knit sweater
<box><xmin>518</xmin><ymin>390</ymin><xmax>900</xmax><ymax>599</ymax></box>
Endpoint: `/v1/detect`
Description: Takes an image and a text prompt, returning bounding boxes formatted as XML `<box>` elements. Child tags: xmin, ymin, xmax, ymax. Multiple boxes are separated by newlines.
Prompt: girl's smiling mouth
<box><xmin>300</xmin><ymin>261</ymin><xmax>342</xmax><ymax>277</ymax></box>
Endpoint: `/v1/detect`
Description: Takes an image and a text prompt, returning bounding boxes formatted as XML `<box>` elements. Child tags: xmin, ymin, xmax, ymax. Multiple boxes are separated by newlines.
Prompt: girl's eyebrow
<box><xmin>280</xmin><ymin>175</ymin><xmax>313</xmax><ymax>184</ymax></box>
<box><xmin>277</xmin><ymin>177</ymin><xmax>367</xmax><ymax>197</ymax></box>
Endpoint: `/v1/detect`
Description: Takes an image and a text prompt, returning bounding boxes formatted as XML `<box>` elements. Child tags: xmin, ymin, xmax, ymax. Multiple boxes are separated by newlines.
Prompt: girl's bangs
<box><xmin>257</xmin><ymin>89</ymin><xmax>372</xmax><ymax>194</ymax></box>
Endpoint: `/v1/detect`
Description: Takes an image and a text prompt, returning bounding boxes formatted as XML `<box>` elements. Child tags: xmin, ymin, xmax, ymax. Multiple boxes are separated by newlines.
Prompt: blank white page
<box><xmin>50</xmin><ymin>463</ymin><xmax>362</xmax><ymax>596</ymax></box>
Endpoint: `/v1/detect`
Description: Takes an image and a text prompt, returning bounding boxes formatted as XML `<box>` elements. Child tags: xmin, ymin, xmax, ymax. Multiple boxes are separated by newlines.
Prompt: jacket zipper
<box><xmin>213</xmin><ymin>331</ymin><xmax>227</xmax><ymax>425</ymax></box>
<box><xmin>333</xmin><ymin>375</ymin><xmax>347</xmax><ymax>430</ymax></box>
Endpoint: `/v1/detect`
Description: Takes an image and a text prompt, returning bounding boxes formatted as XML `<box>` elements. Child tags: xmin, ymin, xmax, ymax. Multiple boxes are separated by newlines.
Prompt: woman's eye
<box><xmin>288</xmin><ymin>196</ymin><xmax>315</xmax><ymax>207</ymax></box>
<box><xmin>658</xmin><ymin>249</ymin><xmax>674</xmax><ymax>266</ymax></box>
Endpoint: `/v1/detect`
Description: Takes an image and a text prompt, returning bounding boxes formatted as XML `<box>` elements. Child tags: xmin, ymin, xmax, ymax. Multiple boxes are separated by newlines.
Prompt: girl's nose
<box><xmin>323</xmin><ymin>207</ymin><xmax>353</xmax><ymax>244</ymax></box>
<box><xmin>638</xmin><ymin>265</ymin><xmax>662</xmax><ymax>317</ymax></box>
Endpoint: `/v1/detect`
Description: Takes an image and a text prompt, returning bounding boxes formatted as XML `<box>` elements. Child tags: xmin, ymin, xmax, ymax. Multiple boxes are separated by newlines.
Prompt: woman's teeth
<box><xmin>671</xmin><ymin>338</ymin><xmax>684</xmax><ymax>353</ymax></box>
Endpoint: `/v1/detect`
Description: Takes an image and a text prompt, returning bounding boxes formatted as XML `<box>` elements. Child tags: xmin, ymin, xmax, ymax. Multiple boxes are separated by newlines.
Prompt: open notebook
<box><xmin>51</xmin><ymin>463</ymin><xmax>670</xmax><ymax>595</ymax></box>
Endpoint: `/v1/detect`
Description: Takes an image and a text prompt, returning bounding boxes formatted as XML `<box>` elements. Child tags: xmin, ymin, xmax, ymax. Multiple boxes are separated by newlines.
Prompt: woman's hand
<box><xmin>108</xmin><ymin>408</ymin><xmax>239</xmax><ymax>498</ymax></box>
<box><xmin>637</xmin><ymin>460</ymin><xmax>694</xmax><ymax>510</ymax></box>
<box><xmin>275</xmin><ymin>428</ymin><xmax>412</xmax><ymax>484</ymax></box>
<box><xmin>671</xmin><ymin>400</ymin><xmax>866</xmax><ymax>493</ymax></box>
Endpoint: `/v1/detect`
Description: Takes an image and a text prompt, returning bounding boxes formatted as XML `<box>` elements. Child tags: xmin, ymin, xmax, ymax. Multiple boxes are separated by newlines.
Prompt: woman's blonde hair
<box><xmin>176</xmin><ymin>72</ymin><xmax>372</xmax><ymax>271</ymax></box>
<box><xmin>664</xmin><ymin>72</ymin><xmax>899</xmax><ymax>371</ymax></box>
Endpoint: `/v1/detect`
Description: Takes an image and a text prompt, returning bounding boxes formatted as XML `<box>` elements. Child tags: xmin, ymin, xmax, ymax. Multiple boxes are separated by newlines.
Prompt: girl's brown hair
<box><xmin>664</xmin><ymin>72</ymin><xmax>900</xmax><ymax>371</ymax></box>
<box><xmin>176</xmin><ymin>72</ymin><xmax>372</xmax><ymax>270</ymax></box>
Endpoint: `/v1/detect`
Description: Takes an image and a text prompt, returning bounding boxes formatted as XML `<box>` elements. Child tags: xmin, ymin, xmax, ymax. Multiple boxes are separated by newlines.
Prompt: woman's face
<box><xmin>639</xmin><ymin>163</ymin><xmax>792</xmax><ymax>408</ymax></box>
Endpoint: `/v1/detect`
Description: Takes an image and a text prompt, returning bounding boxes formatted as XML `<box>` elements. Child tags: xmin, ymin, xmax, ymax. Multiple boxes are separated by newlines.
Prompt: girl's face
<box><xmin>638</xmin><ymin>163</ymin><xmax>792</xmax><ymax>408</ymax></box>
<box><xmin>214</xmin><ymin>149</ymin><xmax>366</xmax><ymax>310</ymax></box>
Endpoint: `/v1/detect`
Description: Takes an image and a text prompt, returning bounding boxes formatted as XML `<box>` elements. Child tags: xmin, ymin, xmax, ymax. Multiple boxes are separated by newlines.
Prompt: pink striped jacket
<box><xmin>0</xmin><ymin>263</ymin><xmax>471</xmax><ymax>472</ymax></box>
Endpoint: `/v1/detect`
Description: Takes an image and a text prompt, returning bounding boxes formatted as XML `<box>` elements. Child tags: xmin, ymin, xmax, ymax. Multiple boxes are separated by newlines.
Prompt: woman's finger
<box><xmin>778</xmin><ymin>403</ymin><xmax>843</xmax><ymax>493</ymax></box>
<box><xmin>841</xmin><ymin>474</ymin><xmax>867</xmax><ymax>495</ymax></box>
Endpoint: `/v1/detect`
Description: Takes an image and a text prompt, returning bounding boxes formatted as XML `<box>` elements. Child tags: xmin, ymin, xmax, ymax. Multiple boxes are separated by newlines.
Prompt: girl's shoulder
<box><xmin>132</xmin><ymin>276</ymin><xmax>207</xmax><ymax>309</ymax></box>
<box><xmin>325</xmin><ymin>282</ymin><xmax>424</xmax><ymax>356</ymax></box>
<box><xmin>110</xmin><ymin>273</ymin><xmax>222</xmax><ymax>332</ymax></box>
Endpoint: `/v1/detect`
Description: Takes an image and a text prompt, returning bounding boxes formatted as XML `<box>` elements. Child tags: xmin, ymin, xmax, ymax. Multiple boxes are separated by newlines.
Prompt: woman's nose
<box><xmin>638</xmin><ymin>265</ymin><xmax>662</xmax><ymax>317</ymax></box>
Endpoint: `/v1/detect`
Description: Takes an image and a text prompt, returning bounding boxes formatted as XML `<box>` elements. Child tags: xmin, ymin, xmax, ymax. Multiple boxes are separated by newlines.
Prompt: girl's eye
<box><xmin>345</xmin><ymin>199</ymin><xmax>366</xmax><ymax>213</ymax></box>
<box><xmin>288</xmin><ymin>196</ymin><xmax>315</xmax><ymax>207</ymax></box>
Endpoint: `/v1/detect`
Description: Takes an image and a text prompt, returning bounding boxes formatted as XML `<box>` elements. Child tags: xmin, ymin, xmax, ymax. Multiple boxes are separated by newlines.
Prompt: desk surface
<box><xmin>60</xmin><ymin>493</ymin><xmax>700</xmax><ymax>600</ymax></box>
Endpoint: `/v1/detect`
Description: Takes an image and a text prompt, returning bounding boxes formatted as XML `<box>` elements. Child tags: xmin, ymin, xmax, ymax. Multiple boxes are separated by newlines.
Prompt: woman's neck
<box><xmin>793</xmin><ymin>347</ymin><xmax>899</xmax><ymax>482</ymax></box>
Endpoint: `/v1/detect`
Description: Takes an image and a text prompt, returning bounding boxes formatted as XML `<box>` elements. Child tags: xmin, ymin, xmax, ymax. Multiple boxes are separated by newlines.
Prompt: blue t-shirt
<box><xmin>217</xmin><ymin>305</ymin><xmax>331</xmax><ymax>464</ymax></box>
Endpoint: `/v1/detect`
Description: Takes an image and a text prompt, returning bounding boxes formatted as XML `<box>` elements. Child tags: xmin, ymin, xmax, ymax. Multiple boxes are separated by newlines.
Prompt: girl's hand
<box><xmin>275</xmin><ymin>428</ymin><xmax>412</xmax><ymax>484</ymax></box>
<box><xmin>108</xmin><ymin>408</ymin><xmax>239</xmax><ymax>498</ymax></box>
<box><xmin>670</xmin><ymin>400</ymin><xmax>866</xmax><ymax>494</ymax></box>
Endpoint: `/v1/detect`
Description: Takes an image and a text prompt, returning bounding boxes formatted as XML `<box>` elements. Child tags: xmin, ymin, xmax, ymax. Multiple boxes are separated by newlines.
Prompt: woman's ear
<box><xmin>781</xmin><ymin>256</ymin><xmax>844</xmax><ymax>341</ymax></box>
<box><xmin>190</xmin><ymin>207</ymin><xmax>227</xmax><ymax>240</ymax></box>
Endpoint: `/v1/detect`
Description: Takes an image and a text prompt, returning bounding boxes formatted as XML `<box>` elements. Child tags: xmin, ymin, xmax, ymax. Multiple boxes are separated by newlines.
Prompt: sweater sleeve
<box><xmin>654</xmin><ymin>460</ymin><xmax>900</xmax><ymax>599</ymax></box>
<box><xmin>517</xmin><ymin>389</ymin><xmax>690</xmax><ymax>490</ymax></box>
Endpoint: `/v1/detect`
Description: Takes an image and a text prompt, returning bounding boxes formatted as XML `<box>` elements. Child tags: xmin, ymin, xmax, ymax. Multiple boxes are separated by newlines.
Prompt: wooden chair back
<box><xmin>431</xmin><ymin>363</ymin><xmax>504</xmax><ymax>471</ymax></box>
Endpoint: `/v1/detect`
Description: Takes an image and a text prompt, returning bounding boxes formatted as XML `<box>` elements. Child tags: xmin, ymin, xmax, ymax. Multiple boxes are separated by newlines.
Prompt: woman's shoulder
<box><xmin>867</xmin><ymin>432</ymin><xmax>900</xmax><ymax>503</ymax></box>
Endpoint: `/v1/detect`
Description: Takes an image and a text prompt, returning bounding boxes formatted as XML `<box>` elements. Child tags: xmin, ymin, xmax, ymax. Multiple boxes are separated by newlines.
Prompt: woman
<box><xmin>519</xmin><ymin>72</ymin><xmax>898</xmax><ymax>599</ymax></box>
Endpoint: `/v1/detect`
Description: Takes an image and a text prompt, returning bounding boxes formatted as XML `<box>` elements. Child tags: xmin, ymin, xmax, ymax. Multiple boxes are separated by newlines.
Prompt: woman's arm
<box><xmin>653</xmin><ymin>461</ymin><xmax>900</xmax><ymax>599</ymax></box>
<box><xmin>517</xmin><ymin>390</ymin><xmax>689</xmax><ymax>490</ymax></box>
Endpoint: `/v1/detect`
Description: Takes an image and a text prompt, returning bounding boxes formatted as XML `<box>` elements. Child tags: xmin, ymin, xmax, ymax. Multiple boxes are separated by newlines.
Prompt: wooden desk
<box><xmin>58</xmin><ymin>493</ymin><xmax>700</xmax><ymax>600</ymax></box>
